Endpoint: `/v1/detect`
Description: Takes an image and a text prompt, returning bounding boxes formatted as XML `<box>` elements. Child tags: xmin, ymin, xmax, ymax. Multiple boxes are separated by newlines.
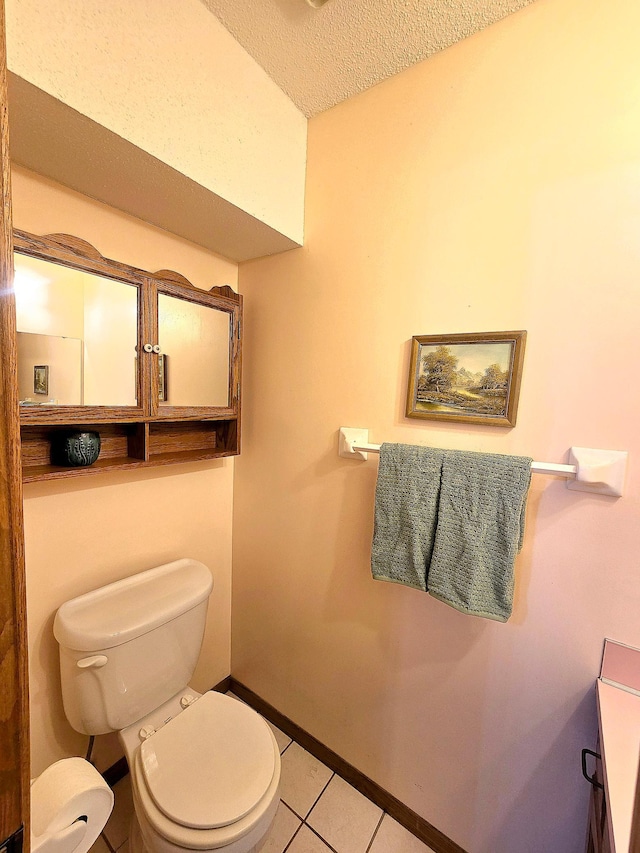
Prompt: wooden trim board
<box><xmin>212</xmin><ymin>675</ymin><xmax>233</xmax><ymax>695</ymax></box>
<box><xmin>229</xmin><ymin>679</ymin><xmax>468</xmax><ymax>853</ymax></box>
<box><xmin>102</xmin><ymin>757</ymin><xmax>129</xmax><ymax>789</ymax></box>
<box><xmin>0</xmin><ymin>0</ymin><xmax>30</xmax><ymax>846</ymax></box>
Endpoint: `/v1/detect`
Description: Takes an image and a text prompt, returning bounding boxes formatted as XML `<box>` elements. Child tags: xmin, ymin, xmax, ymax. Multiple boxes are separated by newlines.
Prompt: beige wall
<box><xmin>14</xmin><ymin>254</ymin><xmax>85</xmax><ymax>338</ymax></box>
<box><xmin>157</xmin><ymin>296</ymin><xmax>230</xmax><ymax>408</ymax></box>
<box><xmin>232</xmin><ymin>1</ymin><xmax>640</xmax><ymax>851</ymax></box>
<box><xmin>6</xmin><ymin>0</ymin><xmax>307</xmax><ymax>248</ymax></box>
<box><xmin>13</xmin><ymin>166</ymin><xmax>238</xmax><ymax>777</ymax></box>
<box><xmin>16</xmin><ymin>334</ymin><xmax>82</xmax><ymax>405</ymax></box>
<box><xmin>83</xmin><ymin>276</ymin><xmax>137</xmax><ymax>406</ymax></box>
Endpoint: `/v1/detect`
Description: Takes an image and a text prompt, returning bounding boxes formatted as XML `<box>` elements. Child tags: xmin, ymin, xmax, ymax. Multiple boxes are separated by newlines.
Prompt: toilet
<box><xmin>53</xmin><ymin>559</ymin><xmax>281</xmax><ymax>853</ymax></box>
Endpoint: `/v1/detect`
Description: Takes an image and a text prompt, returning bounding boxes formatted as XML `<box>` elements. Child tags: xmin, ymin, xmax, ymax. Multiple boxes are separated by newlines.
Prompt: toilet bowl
<box><xmin>53</xmin><ymin>560</ymin><xmax>281</xmax><ymax>853</ymax></box>
<box><xmin>120</xmin><ymin>690</ymin><xmax>280</xmax><ymax>853</ymax></box>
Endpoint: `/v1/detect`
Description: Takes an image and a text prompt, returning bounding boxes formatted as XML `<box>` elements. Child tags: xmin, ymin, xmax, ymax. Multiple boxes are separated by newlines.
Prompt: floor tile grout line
<box><xmin>100</xmin><ymin>831</ymin><xmax>117</xmax><ymax>853</ymax></box>
<box><xmin>364</xmin><ymin>810</ymin><xmax>386</xmax><ymax>853</ymax></box>
<box><xmin>282</xmin><ymin>768</ymin><xmax>334</xmax><ymax>822</ymax></box>
<box><xmin>280</xmin><ymin>739</ymin><xmax>293</xmax><ymax>756</ymax></box>
<box><xmin>303</xmin><ymin>767</ymin><xmax>386</xmax><ymax>851</ymax></box>
<box><xmin>303</xmin><ymin>770</ymin><xmax>335</xmax><ymax>821</ymax></box>
<box><xmin>303</xmin><ymin>796</ymin><xmax>383</xmax><ymax>853</ymax></box>
<box><xmin>302</xmin><ymin>821</ymin><xmax>340</xmax><ymax>852</ymax></box>
<box><xmin>277</xmin><ymin>797</ymin><xmax>306</xmax><ymax>846</ymax></box>
<box><xmin>280</xmin><ymin>800</ymin><xmax>301</xmax><ymax>821</ymax></box>
<box><xmin>282</xmin><ymin>821</ymin><xmax>304</xmax><ymax>853</ymax></box>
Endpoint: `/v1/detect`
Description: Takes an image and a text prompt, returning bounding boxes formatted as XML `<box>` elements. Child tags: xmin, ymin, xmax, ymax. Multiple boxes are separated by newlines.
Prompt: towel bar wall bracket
<box><xmin>338</xmin><ymin>428</ymin><xmax>628</xmax><ymax>497</ymax></box>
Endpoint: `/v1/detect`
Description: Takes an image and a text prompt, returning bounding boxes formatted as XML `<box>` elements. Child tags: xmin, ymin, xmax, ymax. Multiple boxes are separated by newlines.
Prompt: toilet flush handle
<box><xmin>76</xmin><ymin>655</ymin><xmax>108</xmax><ymax>669</ymax></box>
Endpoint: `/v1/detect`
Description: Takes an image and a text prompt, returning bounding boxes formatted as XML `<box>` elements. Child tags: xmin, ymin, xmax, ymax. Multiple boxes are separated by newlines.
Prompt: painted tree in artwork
<box><xmin>481</xmin><ymin>363</ymin><xmax>509</xmax><ymax>390</ymax></box>
<box><xmin>422</xmin><ymin>345</ymin><xmax>458</xmax><ymax>392</ymax></box>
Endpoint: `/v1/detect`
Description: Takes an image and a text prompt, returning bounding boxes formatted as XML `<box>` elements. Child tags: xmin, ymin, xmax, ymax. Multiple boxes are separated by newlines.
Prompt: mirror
<box><xmin>14</xmin><ymin>252</ymin><xmax>138</xmax><ymax>406</ymax></box>
<box><xmin>158</xmin><ymin>293</ymin><xmax>230</xmax><ymax>407</ymax></box>
<box><xmin>17</xmin><ymin>332</ymin><xmax>82</xmax><ymax>405</ymax></box>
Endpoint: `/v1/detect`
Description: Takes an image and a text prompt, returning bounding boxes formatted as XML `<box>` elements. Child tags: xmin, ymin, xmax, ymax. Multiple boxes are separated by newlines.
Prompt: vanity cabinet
<box><xmin>585</xmin><ymin>640</ymin><xmax>640</xmax><ymax>853</ymax></box>
<box><xmin>13</xmin><ymin>230</ymin><xmax>242</xmax><ymax>482</ymax></box>
<box><xmin>584</xmin><ymin>748</ymin><xmax>610</xmax><ymax>853</ymax></box>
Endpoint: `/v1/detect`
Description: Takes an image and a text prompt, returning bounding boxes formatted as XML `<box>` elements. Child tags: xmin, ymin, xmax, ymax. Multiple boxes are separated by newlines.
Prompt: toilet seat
<box><xmin>132</xmin><ymin>694</ymin><xmax>280</xmax><ymax>850</ymax></box>
<box><xmin>140</xmin><ymin>692</ymin><xmax>275</xmax><ymax>830</ymax></box>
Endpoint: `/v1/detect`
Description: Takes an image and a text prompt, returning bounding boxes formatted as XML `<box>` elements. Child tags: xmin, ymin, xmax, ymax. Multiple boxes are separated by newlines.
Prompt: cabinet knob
<box><xmin>152</xmin><ymin>345</ymin><xmax>162</xmax><ymax>354</ymax></box>
<box><xmin>143</xmin><ymin>343</ymin><xmax>154</xmax><ymax>353</ymax></box>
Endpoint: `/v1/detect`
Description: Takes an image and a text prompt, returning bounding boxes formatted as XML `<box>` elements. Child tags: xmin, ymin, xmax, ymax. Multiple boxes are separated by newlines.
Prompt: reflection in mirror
<box><xmin>14</xmin><ymin>252</ymin><xmax>138</xmax><ymax>406</ymax></box>
<box><xmin>158</xmin><ymin>293</ymin><xmax>230</xmax><ymax>407</ymax></box>
<box><xmin>17</xmin><ymin>332</ymin><xmax>82</xmax><ymax>405</ymax></box>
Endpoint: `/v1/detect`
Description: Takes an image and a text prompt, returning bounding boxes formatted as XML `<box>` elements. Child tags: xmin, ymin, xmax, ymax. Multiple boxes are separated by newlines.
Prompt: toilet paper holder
<box><xmin>30</xmin><ymin>758</ymin><xmax>114</xmax><ymax>853</ymax></box>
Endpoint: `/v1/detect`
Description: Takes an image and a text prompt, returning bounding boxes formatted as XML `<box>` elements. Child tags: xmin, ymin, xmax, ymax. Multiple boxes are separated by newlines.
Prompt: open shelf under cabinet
<box><xmin>21</xmin><ymin>419</ymin><xmax>239</xmax><ymax>483</ymax></box>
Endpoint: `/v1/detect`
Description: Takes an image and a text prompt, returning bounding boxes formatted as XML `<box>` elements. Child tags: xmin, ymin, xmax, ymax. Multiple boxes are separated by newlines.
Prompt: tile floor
<box><xmin>94</xmin><ymin>693</ymin><xmax>436</xmax><ymax>853</ymax></box>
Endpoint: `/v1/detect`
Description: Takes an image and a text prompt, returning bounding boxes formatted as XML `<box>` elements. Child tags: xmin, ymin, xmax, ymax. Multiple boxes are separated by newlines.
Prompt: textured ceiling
<box><xmin>200</xmin><ymin>0</ymin><xmax>538</xmax><ymax>117</ymax></box>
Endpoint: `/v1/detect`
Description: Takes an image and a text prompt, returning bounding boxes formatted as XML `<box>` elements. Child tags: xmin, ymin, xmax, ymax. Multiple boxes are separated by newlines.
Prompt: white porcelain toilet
<box><xmin>53</xmin><ymin>559</ymin><xmax>281</xmax><ymax>853</ymax></box>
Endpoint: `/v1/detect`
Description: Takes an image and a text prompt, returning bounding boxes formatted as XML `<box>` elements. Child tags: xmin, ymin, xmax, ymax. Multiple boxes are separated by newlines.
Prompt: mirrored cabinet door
<box><xmin>14</xmin><ymin>251</ymin><xmax>140</xmax><ymax>409</ymax></box>
<box><xmin>12</xmin><ymin>231</ymin><xmax>151</xmax><ymax>422</ymax></box>
<box><xmin>149</xmin><ymin>278</ymin><xmax>240</xmax><ymax>419</ymax></box>
<box><xmin>157</xmin><ymin>293</ymin><xmax>231</xmax><ymax>408</ymax></box>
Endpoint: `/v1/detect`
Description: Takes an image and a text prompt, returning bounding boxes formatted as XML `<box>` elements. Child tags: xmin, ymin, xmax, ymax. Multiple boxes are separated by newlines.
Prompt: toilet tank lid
<box><xmin>53</xmin><ymin>559</ymin><xmax>213</xmax><ymax>652</ymax></box>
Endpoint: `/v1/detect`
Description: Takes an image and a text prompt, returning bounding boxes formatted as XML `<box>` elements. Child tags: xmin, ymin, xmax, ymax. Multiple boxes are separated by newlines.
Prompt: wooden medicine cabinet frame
<box><xmin>13</xmin><ymin>229</ymin><xmax>242</xmax><ymax>483</ymax></box>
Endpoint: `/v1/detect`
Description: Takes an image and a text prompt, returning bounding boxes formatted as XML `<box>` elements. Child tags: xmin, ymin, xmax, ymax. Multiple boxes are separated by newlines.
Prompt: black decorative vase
<box><xmin>53</xmin><ymin>431</ymin><xmax>101</xmax><ymax>467</ymax></box>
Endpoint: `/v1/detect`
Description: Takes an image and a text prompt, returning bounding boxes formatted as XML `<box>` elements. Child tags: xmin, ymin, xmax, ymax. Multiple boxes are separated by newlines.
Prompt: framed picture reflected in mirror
<box><xmin>158</xmin><ymin>353</ymin><xmax>168</xmax><ymax>402</ymax></box>
<box><xmin>33</xmin><ymin>364</ymin><xmax>49</xmax><ymax>396</ymax></box>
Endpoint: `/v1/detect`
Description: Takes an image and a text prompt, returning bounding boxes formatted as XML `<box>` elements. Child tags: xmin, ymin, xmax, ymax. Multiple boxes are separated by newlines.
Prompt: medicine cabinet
<box><xmin>13</xmin><ymin>230</ymin><xmax>242</xmax><ymax>482</ymax></box>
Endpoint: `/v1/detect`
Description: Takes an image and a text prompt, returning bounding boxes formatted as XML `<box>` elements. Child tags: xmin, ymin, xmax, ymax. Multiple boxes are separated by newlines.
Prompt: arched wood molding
<box><xmin>13</xmin><ymin>230</ymin><xmax>241</xmax><ymax>302</ymax></box>
<box><xmin>153</xmin><ymin>269</ymin><xmax>240</xmax><ymax>302</ymax></box>
<box><xmin>45</xmin><ymin>233</ymin><xmax>104</xmax><ymax>260</ymax></box>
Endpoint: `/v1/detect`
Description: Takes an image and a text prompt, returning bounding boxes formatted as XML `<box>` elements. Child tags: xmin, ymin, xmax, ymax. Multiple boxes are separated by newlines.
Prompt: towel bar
<box><xmin>338</xmin><ymin>428</ymin><xmax>628</xmax><ymax>497</ymax></box>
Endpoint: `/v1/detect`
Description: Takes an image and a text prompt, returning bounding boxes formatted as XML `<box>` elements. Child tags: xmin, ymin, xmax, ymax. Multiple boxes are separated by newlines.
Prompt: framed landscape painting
<box><xmin>33</xmin><ymin>364</ymin><xmax>49</xmax><ymax>396</ymax></box>
<box><xmin>406</xmin><ymin>330</ymin><xmax>527</xmax><ymax>427</ymax></box>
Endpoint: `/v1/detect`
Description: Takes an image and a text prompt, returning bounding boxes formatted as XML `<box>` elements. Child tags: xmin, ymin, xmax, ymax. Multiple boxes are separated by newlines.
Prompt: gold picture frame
<box><xmin>33</xmin><ymin>364</ymin><xmax>49</xmax><ymax>396</ymax></box>
<box><xmin>158</xmin><ymin>353</ymin><xmax>168</xmax><ymax>402</ymax></box>
<box><xmin>406</xmin><ymin>330</ymin><xmax>527</xmax><ymax>427</ymax></box>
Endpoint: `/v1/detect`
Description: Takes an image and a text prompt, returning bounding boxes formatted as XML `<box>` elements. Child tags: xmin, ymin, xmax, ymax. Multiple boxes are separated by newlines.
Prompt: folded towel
<box><xmin>426</xmin><ymin>450</ymin><xmax>532</xmax><ymax>622</ymax></box>
<box><xmin>371</xmin><ymin>443</ymin><xmax>445</xmax><ymax>591</ymax></box>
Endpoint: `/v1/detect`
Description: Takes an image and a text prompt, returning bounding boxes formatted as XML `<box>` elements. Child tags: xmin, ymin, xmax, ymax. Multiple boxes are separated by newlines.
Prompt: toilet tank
<box><xmin>53</xmin><ymin>559</ymin><xmax>213</xmax><ymax>735</ymax></box>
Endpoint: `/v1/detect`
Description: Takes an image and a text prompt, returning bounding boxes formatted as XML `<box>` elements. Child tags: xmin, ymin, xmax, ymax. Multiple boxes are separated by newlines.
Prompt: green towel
<box><xmin>371</xmin><ymin>443</ymin><xmax>445</xmax><ymax>591</ymax></box>
<box><xmin>427</xmin><ymin>450</ymin><xmax>532</xmax><ymax>622</ymax></box>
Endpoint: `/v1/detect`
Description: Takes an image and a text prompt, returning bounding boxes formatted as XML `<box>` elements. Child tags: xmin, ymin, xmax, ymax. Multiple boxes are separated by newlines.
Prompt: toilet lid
<box><xmin>139</xmin><ymin>692</ymin><xmax>276</xmax><ymax>830</ymax></box>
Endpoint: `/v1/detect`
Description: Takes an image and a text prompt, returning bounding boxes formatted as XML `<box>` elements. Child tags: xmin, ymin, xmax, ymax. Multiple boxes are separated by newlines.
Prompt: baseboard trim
<box><xmin>229</xmin><ymin>678</ymin><xmax>467</xmax><ymax>853</ymax></box>
<box><xmin>212</xmin><ymin>675</ymin><xmax>233</xmax><ymax>694</ymax></box>
<box><xmin>102</xmin><ymin>756</ymin><xmax>128</xmax><ymax>788</ymax></box>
